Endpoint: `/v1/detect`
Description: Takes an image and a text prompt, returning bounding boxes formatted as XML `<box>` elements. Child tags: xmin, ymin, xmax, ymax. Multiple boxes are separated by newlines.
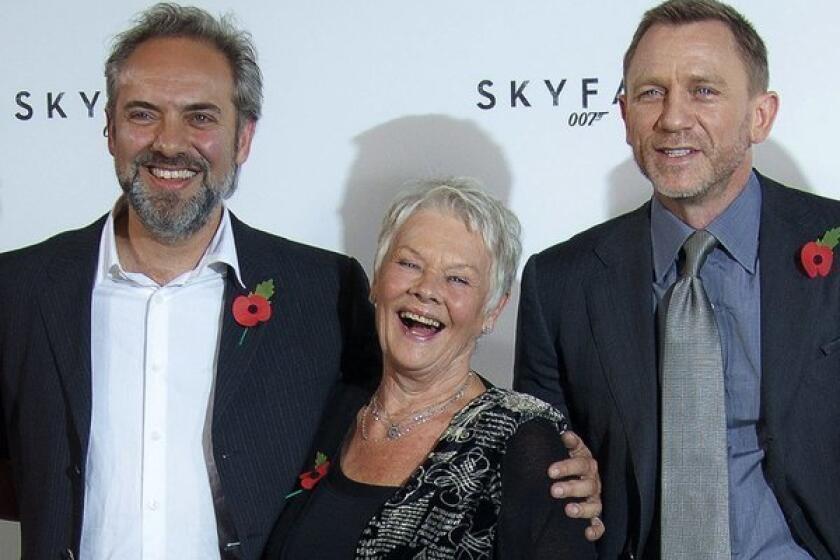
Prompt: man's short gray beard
<box><xmin>638</xmin><ymin>126</ymin><xmax>752</xmax><ymax>206</ymax></box>
<box><xmin>650</xmin><ymin>177</ymin><xmax>714</xmax><ymax>201</ymax></box>
<box><xmin>118</xmin><ymin>159</ymin><xmax>239</xmax><ymax>245</ymax></box>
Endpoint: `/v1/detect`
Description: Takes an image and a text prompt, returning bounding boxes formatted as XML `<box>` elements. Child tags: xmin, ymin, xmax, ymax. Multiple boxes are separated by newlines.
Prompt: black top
<box><xmin>278</xmin><ymin>418</ymin><xmax>594</xmax><ymax>559</ymax></box>
<box><xmin>495</xmin><ymin>419</ymin><xmax>595</xmax><ymax>559</ymax></box>
<box><xmin>281</xmin><ymin>459</ymin><xmax>397</xmax><ymax>559</ymax></box>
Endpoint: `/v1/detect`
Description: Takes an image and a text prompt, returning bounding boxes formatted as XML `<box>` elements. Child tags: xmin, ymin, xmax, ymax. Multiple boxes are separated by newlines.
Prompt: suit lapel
<box><xmin>758</xmin><ymin>177</ymin><xmax>822</xmax><ymax>433</ymax></box>
<box><xmin>38</xmin><ymin>218</ymin><xmax>106</xmax><ymax>457</ymax></box>
<box><xmin>584</xmin><ymin>205</ymin><xmax>658</xmax><ymax>546</ymax></box>
<box><xmin>213</xmin><ymin>216</ymin><xmax>279</xmax><ymax>420</ymax></box>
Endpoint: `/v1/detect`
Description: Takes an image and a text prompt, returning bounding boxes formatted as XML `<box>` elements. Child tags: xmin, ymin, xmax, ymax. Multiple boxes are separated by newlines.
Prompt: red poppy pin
<box><xmin>801</xmin><ymin>227</ymin><xmax>840</xmax><ymax>278</ymax></box>
<box><xmin>285</xmin><ymin>452</ymin><xmax>330</xmax><ymax>499</ymax></box>
<box><xmin>233</xmin><ymin>279</ymin><xmax>275</xmax><ymax>344</ymax></box>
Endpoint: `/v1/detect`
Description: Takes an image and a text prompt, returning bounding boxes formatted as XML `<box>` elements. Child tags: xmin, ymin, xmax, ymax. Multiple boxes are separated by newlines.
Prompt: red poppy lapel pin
<box><xmin>233</xmin><ymin>279</ymin><xmax>275</xmax><ymax>345</ymax></box>
<box><xmin>285</xmin><ymin>452</ymin><xmax>330</xmax><ymax>499</ymax></box>
<box><xmin>801</xmin><ymin>227</ymin><xmax>840</xmax><ymax>278</ymax></box>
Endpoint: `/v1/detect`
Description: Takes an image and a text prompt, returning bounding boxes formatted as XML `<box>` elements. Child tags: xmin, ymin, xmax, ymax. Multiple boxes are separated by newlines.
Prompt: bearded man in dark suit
<box><xmin>516</xmin><ymin>1</ymin><xmax>840</xmax><ymax>558</ymax></box>
<box><xmin>0</xmin><ymin>5</ymin><xmax>381</xmax><ymax>558</ymax></box>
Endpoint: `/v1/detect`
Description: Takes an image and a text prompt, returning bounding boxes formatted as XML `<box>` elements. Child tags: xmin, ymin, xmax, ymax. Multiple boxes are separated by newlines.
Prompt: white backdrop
<box><xmin>1</xmin><ymin>0</ymin><xmax>838</xmax><ymax>553</ymax></box>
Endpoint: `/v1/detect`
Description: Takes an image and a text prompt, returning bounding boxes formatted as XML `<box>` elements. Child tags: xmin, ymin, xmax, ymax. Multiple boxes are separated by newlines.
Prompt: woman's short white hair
<box><xmin>373</xmin><ymin>177</ymin><xmax>522</xmax><ymax>312</ymax></box>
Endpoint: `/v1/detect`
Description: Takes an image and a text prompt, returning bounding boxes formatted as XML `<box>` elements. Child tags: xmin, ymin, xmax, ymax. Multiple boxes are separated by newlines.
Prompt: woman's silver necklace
<box><xmin>361</xmin><ymin>371</ymin><xmax>474</xmax><ymax>441</ymax></box>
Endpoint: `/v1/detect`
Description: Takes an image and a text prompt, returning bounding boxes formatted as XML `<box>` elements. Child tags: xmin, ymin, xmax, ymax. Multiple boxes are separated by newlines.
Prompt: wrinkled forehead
<box><xmin>114</xmin><ymin>37</ymin><xmax>237</xmax><ymax>108</ymax></box>
<box><xmin>394</xmin><ymin>209</ymin><xmax>491</xmax><ymax>265</ymax></box>
<box><xmin>627</xmin><ymin>21</ymin><xmax>745</xmax><ymax>83</ymax></box>
<box><xmin>119</xmin><ymin>37</ymin><xmax>232</xmax><ymax>84</ymax></box>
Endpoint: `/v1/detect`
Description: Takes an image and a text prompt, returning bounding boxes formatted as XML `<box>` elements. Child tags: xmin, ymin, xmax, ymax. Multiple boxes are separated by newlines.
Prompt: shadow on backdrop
<box><xmin>340</xmin><ymin>114</ymin><xmax>517</xmax><ymax>387</ymax></box>
<box><xmin>0</xmin><ymin>178</ymin><xmax>5</xmax><ymax>224</ymax></box>
<box><xmin>607</xmin><ymin>137</ymin><xmax>813</xmax><ymax>219</ymax></box>
<box><xmin>607</xmin><ymin>157</ymin><xmax>651</xmax><ymax>218</ymax></box>
<box><xmin>754</xmin><ymin>138</ymin><xmax>812</xmax><ymax>193</ymax></box>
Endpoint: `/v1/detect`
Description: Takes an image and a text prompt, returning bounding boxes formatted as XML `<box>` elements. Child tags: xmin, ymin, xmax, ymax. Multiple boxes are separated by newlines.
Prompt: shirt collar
<box><xmin>96</xmin><ymin>197</ymin><xmax>246</xmax><ymax>289</ymax></box>
<box><xmin>195</xmin><ymin>204</ymin><xmax>246</xmax><ymax>288</ymax></box>
<box><xmin>651</xmin><ymin>171</ymin><xmax>761</xmax><ymax>282</ymax></box>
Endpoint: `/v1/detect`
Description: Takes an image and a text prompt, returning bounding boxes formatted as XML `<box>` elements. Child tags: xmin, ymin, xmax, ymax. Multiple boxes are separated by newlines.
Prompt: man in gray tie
<box><xmin>515</xmin><ymin>0</ymin><xmax>840</xmax><ymax>558</ymax></box>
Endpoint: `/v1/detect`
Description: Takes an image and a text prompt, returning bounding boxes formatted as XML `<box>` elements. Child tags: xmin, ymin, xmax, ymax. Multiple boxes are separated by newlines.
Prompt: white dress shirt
<box><xmin>81</xmin><ymin>203</ymin><xmax>244</xmax><ymax>560</ymax></box>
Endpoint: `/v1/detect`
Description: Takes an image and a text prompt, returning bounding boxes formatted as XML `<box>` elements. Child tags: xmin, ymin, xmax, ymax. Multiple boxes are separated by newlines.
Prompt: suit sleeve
<box><xmin>0</xmin><ymin>397</ymin><xmax>7</xmax><ymax>461</ymax></box>
<box><xmin>337</xmin><ymin>257</ymin><xmax>381</xmax><ymax>390</ymax></box>
<box><xmin>514</xmin><ymin>255</ymin><xmax>570</xmax><ymax>417</ymax></box>
<box><xmin>496</xmin><ymin>419</ymin><xmax>596</xmax><ymax>559</ymax></box>
<box><xmin>0</xmin><ymin>258</ymin><xmax>10</xmax><ymax>462</ymax></box>
<box><xmin>0</xmin><ymin>257</ymin><xmax>18</xmax><ymax>519</ymax></box>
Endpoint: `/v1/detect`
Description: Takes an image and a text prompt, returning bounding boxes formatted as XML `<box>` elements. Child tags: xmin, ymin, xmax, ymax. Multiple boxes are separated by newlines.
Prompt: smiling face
<box><xmin>107</xmin><ymin>36</ymin><xmax>255</xmax><ymax>243</ymax></box>
<box><xmin>372</xmin><ymin>209</ymin><xmax>504</xmax><ymax>383</ymax></box>
<box><xmin>621</xmin><ymin>21</ymin><xmax>775</xmax><ymax>211</ymax></box>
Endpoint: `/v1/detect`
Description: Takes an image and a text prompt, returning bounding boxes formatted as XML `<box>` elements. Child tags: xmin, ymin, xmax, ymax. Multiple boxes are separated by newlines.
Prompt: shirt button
<box><xmin>151</xmin><ymin>431</ymin><xmax>162</xmax><ymax>441</ymax></box>
<box><xmin>148</xmin><ymin>500</ymin><xmax>159</xmax><ymax>511</ymax></box>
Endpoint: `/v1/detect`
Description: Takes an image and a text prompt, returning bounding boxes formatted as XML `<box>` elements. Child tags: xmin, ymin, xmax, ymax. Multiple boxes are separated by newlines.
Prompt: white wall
<box><xmin>1</xmin><ymin>0</ymin><xmax>837</xmax><ymax>554</ymax></box>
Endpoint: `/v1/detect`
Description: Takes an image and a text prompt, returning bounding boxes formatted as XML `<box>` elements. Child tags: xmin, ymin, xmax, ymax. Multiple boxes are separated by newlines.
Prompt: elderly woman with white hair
<box><xmin>263</xmin><ymin>178</ymin><xmax>597</xmax><ymax>559</ymax></box>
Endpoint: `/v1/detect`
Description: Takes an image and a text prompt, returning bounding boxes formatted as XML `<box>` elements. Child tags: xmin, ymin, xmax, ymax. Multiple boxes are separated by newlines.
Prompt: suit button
<box><xmin>61</xmin><ymin>548</ymin><xmax>76</xmax><ymax>559</ymax></box>
<box><xmin>66</xmin><ymin>465</ymin><xmax>82</xmax><ymax>478</ymax></box>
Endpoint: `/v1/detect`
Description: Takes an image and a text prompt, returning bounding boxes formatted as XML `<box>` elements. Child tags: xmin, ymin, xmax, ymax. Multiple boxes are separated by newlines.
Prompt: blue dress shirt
<box><xmin>650</xmin><ymin>173</ymin><xmax>812</xmax><ymax>559</ymax></box>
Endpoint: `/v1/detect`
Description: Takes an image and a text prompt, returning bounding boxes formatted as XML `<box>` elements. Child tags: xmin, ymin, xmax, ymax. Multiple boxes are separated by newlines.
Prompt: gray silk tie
<box><xmin>660</xmin><ymin>230</ymin><xmax>730</xmax><ymax>559</ymax></box>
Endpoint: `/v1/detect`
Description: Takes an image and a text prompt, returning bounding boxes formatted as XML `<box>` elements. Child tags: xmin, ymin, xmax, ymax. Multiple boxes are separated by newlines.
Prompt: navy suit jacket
<box><xmin>0</xmin><ymin>214</ymin><xmax>379</xmax><ymax>559</ymax></box>
<box><xmin>514</xmin><ymin>174</ymin><xmax>840</xmax><ymax>559</ymax></box>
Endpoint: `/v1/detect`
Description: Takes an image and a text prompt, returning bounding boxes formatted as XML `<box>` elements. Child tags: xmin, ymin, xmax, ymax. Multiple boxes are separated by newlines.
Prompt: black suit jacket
<box><xmin>0</xmin><ymin>214</ymin><xmax>380</xmax><ymax>559</ymax></box>
<box><xmin>514</xmin><ymin>174</ymin><xmax>840</xmax><ymax>559</ymax></box>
